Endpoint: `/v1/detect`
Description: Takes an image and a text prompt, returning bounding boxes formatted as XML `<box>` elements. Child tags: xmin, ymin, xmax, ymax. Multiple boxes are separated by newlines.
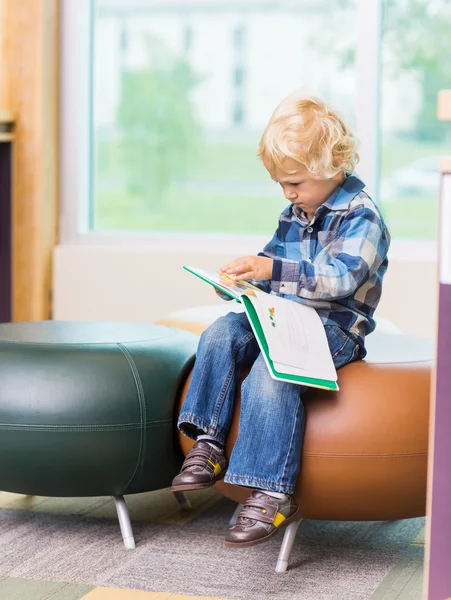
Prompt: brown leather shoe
<box><xmin>224</xmin><ymin>490</ymin><xmax>301</xmax><ymax>547</ymax></box>
<box><xmin>171</xmin><ymin>441</ymin><xmax>228</xmax><ymax>492</ymax></box>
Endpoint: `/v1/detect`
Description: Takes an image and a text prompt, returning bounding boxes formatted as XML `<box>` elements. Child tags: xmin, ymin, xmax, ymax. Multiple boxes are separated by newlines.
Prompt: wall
<box><xmin>53</xmin><ymin>243</ymin><xmax>438</xmax><ymax>339</ymax></box>
<box><xmin>1</xmin><ymin>0</ymin><xmax>59</xmax><ymax>321</ymax></box>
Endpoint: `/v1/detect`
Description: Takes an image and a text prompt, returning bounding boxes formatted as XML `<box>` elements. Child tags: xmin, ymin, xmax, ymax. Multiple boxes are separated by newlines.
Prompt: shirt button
<box><xmin>307</xmin><ymin>226</ymin><xmax>313</xmax><ymax>233</ymax></box>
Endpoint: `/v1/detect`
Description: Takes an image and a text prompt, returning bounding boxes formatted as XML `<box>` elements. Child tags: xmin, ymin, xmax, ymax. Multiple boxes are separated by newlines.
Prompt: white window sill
<box><xmin>57</xmin><ymin>233</ymin><xmax>438</xmax><ymax>262</ymax></box>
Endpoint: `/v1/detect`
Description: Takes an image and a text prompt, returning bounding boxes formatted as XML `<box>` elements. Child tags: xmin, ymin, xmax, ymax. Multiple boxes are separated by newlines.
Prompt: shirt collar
<box><xmin>288</xmin><ymin>173</ymin><xmax>366</xmax><ymax>222</ymax></box>
<box><xmin>323</xmin><ymin>173</ymin><xmax>366</xmax><ymax>211</ymax></box>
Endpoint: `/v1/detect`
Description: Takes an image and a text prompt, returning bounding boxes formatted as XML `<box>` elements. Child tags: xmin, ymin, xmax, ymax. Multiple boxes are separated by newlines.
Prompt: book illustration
<box><xmin>268</xmin><ymin>307</ymin><xmax>276</xmax><ymax>327</ymax></box>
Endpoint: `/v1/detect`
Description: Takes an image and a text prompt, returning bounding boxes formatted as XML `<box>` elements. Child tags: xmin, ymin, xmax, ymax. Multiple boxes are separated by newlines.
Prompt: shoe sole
<box><xmin>223</xmin><ymin>508</ymin><xmax>302</xmax><ymax>548</ymax></box>
<box><xmin>170</xmin><ymin>470</ymin><xmax>226</xmax><ymax>493</ymax></box>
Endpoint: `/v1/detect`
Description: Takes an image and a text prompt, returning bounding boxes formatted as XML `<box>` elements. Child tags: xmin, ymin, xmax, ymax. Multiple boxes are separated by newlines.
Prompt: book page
<box><xmin>250</xmin><ymin>290</ymin><xmax>337</xmax><ymax>381</ymax></box>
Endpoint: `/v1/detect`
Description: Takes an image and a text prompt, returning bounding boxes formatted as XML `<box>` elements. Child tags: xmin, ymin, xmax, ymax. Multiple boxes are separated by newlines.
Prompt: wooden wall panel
<box><xmin>0</xmin><ymin>112</ymin><xmax>14</xmax><ymax>323</ymax></box>
<box><xmin>0</xmin><ymin>0</ymin><xmax>59</xmax><ymax>321</ymax></box>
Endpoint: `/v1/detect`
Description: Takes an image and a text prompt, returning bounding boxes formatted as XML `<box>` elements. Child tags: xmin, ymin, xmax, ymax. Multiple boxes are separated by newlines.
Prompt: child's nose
<box><xmin>284</xmin><ymin>188</ymin><xmax>297</xmax><ymax>201</ymax></box>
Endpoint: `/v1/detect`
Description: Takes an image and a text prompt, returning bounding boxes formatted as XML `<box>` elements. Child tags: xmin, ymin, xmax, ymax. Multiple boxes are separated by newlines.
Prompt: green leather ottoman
<box><xmin>0</xmin><ymin>321</ymin><xmax>198</xmax><ymax>548</ymax></box>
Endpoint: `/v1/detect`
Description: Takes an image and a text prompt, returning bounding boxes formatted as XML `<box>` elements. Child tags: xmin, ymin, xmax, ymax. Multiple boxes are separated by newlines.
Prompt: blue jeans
<box><xmin>178</xmin><ymin>311</ymin><xmax>360</xmax><ymax>494</ymax></box>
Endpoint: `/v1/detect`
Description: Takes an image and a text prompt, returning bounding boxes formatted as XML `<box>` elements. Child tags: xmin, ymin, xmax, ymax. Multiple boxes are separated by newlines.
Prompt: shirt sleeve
<box><xmin>241</xmin><ymin>220</ymin><xmax>292</xmax><ymax>293</ymax></box>
<box><xmin>244</xmin><ymin>230</ymin><xmax>282</xmax><ymax>293</ymax></box>
<box><xmin>259</xmin><ymin>230</ymin><xmax>281</xmax><ymax>258</ymax></box>
<box><xmin>270</xmin><ymin>206</ymin><xmax>390</xmax><ymax>300</ymax></box>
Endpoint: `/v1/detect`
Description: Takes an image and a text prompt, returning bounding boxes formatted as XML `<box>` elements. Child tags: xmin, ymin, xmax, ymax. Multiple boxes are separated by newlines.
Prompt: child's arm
<box><xmin>219</xmin><ymin>225</ymin><xmax>283</xmax><ymax>291</ymax></box>
<box><xmin>221</xmin><ymin>206</ymin><xmax>389</xmax><ymax>300</ymax></box>
<box><xmin>269</xmin><ymin>206</ymin><xmax>390</xmax><ymax>300</ymax></box>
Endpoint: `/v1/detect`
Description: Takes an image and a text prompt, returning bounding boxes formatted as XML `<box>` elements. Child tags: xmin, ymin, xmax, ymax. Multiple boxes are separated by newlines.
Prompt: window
<box><xmin>379</xmin><ymin>0</ymin><xmax>451</xmax><ymax>240</ymax></box>
<box><xmin>61</xmin><ymin>1</ymin><xmax>391</xmax><ymax>243</ymax></box>
<box><xmin>87</xmin><ymin>0</ymin><xmax>358</xmax><ymax>235</ymax></box>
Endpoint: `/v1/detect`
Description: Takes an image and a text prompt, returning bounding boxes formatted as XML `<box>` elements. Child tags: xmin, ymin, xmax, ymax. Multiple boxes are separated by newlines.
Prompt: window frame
<box><xmin>60</xmin><ymin>0</ymin><xmax>398</xmax><ymax>253</ymax></box>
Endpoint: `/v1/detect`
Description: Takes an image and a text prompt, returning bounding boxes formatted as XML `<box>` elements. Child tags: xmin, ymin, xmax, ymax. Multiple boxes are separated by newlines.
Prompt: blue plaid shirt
<box><xmin>256</xmin><ymin>174</ymin><xmax>390</xmax><ymax>349</ymax></box>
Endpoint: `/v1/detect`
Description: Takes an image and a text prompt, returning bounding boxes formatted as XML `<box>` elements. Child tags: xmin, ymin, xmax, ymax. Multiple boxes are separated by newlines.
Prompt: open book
<box><xmin>184</xmin><ymin>266</ymin><xmax>338</xmax><ymax>391</ymax></box>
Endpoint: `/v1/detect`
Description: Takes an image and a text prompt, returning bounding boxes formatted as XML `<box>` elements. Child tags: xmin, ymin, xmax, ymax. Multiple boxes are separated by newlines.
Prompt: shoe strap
<box><xmin>181</xmin><ymin>444</ymin><xmax>217</xmax><ymax>472</ymax></box>
<box><xmin>239</xmin><ymin>497</ymin><xmax>278</xmax><ymax>523</ymax></box>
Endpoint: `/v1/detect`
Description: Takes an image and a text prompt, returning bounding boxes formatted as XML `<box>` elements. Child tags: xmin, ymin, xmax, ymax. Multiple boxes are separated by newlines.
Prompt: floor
<box><xmin>0</xmin><ymin>490</ymin><xmax>425</xmax><ymax>600</ymax></box>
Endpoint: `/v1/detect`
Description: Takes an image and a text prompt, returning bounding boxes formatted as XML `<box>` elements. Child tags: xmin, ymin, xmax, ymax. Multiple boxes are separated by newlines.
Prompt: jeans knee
<box><xmin>200</xmin><ymin>312</ymin><xmax>248</xmax><ymax>347</ymax></box>
<box><xmin>242</xmin><ymin>358</ymin><xmax>277</xmax><ymax>403</ymax></box>
<box><xmin>242</xmin><ymin>355</ymin><xmax>303</xmax><ymax>412</ymax></box>
<box><xmin>242</xmin><ymin>379</ymin><xmax>280</xmax><ymax>410</ymax></box>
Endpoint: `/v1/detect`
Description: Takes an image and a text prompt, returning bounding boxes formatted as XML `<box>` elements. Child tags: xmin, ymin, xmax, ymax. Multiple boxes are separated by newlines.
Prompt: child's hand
<box><xmin>220</xmin><ymin>256</ymin><xmax>273</xmax><ymax>281</ymax></box>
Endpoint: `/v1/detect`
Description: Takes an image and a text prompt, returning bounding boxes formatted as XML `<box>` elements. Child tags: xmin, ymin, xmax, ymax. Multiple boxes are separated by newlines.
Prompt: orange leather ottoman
<box><xmin>158</xmin><ymin>310</ymin><xmax>433</xmax><ymax>569</ymax></box>
<box><xmin>177</xmin><ymin>333</ymin><xmax>431</xmax><ymax>520</ymax></box>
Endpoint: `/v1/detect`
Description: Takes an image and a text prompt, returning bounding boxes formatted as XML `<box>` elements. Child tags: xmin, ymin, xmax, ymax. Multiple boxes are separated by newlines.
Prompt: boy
<box><xmin>171</xmin><ymin>93</ymin><xmax>390</xmax><ymax>548</ymax></box>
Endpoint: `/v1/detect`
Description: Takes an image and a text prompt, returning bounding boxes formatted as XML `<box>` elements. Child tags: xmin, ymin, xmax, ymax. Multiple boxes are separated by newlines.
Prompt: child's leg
<box><xmin>224</xmin><ymin>352</ymin><xmax>306</xmax><ymax>494</ymax></box>
<box><xmin>177</xmin><ymin>311</ymin><xmax>259</xmax><ymax>444</ymax></box>
<box><xmin>224</xmin><ymin>325</ymin><xmax>360</xmax><ymax>546</ymax></box>
<box><xmin>324</xmin><ymin>325</ymin><xmax>361</xmax><ymax>367</ymax></box>
<box><xmin>172</xmin><ymin>312</ymin><xmax>259</xmax><ymax>492</ymax></box>
<box><xmin>224</xmin><ymin>352</ymin><xmax>304</xmax><ymax>545</ymax></box>
<box><xmin>223</xmin><ymin>324</ymin><xmax>358</xmax><ymax>490</ymax></box>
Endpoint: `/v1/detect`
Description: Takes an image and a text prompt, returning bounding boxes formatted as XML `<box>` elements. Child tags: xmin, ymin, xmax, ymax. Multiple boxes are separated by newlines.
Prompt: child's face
<box><xmin>270</xmin><ymin>158</ymin><xmax>344</xmax><ymax>219</ymax></box>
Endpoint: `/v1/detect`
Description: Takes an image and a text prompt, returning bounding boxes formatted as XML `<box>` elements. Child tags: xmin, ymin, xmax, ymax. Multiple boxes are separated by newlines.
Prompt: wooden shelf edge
<box><xmin>0</xmin><ymin>109</ymin><xmax>14</xmax><ymax>125</ymax></box>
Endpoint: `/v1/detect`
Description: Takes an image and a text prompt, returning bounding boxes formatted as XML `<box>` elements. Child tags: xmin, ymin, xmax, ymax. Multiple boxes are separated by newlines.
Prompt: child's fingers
<box><xmin>220</xmin><ymin>263</ymin><xmax>238</xmax><ymax>274</ymax></box>
<box><xmin>224</xmin><ymin>262</ymin><xmax>249</xmax><ymax>276</ymax></box>
<box><xmin>219</xmin><ymin>260</ymin><xmax>239</xmax><ymax>272</ymax></box>
<box><xmin>235</xmin><ymin>271</ymin><xmax>254</xmax><ymax>281</ymax></box>
<box><xmin>221</xmin><ymin>256</ymin><xmax>253</xmax><ymax>275</ymax></box>
<box><xmin>219</xmin><ymin>272</ymin><xmax>237</xmax><ymax>284</ymax></box>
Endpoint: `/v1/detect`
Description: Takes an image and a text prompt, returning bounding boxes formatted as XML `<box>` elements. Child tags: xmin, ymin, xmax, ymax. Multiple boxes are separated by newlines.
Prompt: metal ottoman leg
<box><xmin>276</xmin><ymin>519</ymin><xmax>302</xmax><ymax>573</ymax></box>
<box><xmin>173</xmin><ymin>491</ymin><xmax>192</xmax><ymax>509</ymax></box>
<box><xmin>229</xmin><ymin>503</ymin><xmax>244</xmax><ymax>527</ymax></box>
<box><xmin>113</xmin><ymin>495</ymin><xmax>136</xmax><ymax>550</ymax></box>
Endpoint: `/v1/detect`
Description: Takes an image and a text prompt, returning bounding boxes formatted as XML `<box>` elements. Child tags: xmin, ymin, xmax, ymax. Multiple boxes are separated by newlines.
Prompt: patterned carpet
<box><xmin>0</xmin><ymin>489</ymin><xmax>424</xmax><ymax>600</ymax></box>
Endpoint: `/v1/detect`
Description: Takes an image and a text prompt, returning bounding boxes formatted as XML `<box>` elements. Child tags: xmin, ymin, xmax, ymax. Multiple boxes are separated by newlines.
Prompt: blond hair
<box><xmin>257</xmin><ymin>92</ymin><xmax>360</xmax><ymax>179</ymax></box>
